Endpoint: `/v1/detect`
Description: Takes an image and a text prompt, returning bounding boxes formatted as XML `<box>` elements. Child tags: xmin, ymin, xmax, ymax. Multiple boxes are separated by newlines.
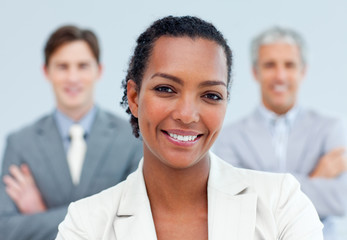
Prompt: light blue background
<box><xmin>1</xmin><ymin>0</ymin><xmax>346</xmax><ymax>237</ymax></box>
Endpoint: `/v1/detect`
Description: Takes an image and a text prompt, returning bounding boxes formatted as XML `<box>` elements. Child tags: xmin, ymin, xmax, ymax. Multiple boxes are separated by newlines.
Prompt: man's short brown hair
<box><xmin>44</xmin><ymin>25</ymin><xmax>100</xmax><ymax>66</ymax></box>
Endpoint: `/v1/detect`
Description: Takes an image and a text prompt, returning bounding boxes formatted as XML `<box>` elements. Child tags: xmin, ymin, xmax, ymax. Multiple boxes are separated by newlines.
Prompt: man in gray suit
<box><xmin>0</xmin><ymin>25</ymin><xmax>143</xmax><ymax>240</ymax></box>
<box><xmin>214</xmin><ymin>27</ymin><xmax>347</xmax><ymax>239</ymax></box>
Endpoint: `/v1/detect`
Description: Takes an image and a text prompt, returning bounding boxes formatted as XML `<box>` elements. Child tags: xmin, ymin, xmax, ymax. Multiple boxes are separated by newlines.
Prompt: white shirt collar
<box><xmin>257</xmin><ymin>103</ymin><xmax>300</xmax><ymax>129</ymax></box>
<box><xmin>54</xmin><ymin>106</ymin><xmax>97</xmax><ymax>140</ymax></box>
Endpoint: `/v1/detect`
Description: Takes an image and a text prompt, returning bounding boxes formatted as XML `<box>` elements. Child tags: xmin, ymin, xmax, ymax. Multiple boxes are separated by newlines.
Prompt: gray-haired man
<box><xmin>214</xmin><ymin>26</ymin><xmax>347</xmax><ymax>239</ymax></box>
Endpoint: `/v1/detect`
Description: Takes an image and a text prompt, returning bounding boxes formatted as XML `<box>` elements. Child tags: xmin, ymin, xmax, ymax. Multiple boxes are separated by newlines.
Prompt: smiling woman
<box><xmin>56</xmin><ymin>16</ymin><xmax>323</xmax><ymax>240</ymax></box>
<box><xmin>127</xmin><ymin>36</ymin><xmax>228</xmax><ymax>171</ymax></box>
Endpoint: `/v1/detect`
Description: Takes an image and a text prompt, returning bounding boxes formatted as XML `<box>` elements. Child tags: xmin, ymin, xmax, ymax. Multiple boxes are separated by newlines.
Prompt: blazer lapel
<box><xmin>208</xmin><ymin>153</ymin><xmax>257</xmax><ymax>240</ymax></box>
<box><xmin>287</xmin><ymin>110</ymin><xmax>312</xmax><ymax>171</ymax></box>
<box><xmin>110</xmin><ymin>155</ymin><xmax>258</xmax><ymax>240</ymax></box>
<box><xmin>36</xmin><ymin>115</ymin><xmax>74</xmax><ymax>198</ymax></box>
<box><xmin>244</xmin><ymin>110</ymin><xmax>277</xmax><ymax>171</ymax></box>
<box><xmin>74</xmin><ymin>109</ymin><xmax>116</xmax><ymax>199</ymax></box>
<box><xmin>113</xmin><ymin>160</ymin><xmax>157</xmax><ymax>240</ymax></box>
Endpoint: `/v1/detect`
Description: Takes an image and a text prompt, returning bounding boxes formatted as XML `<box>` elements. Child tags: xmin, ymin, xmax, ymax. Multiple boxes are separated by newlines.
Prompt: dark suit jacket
<box><xmin>0</xmin><ymin>108</ymin><xmax>143</xmax><ymax>240</ymax></box>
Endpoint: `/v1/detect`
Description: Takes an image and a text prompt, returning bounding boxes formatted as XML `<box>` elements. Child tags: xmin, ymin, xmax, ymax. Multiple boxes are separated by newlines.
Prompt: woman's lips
<box><xmin>162</xmin><ymin>130</ymin><xmax>203</xmax><ymax>146</ymax></box>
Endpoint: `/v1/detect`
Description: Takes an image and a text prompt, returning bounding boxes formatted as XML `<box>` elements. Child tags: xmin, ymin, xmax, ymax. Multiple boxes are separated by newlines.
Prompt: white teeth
<box><xmin>169</xmin><ymin>133</ymin><xmax>198</xmax><ymax>142</ymax></box>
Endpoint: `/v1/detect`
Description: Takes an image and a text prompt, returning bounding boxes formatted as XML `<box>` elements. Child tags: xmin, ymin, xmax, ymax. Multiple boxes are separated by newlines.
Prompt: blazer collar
<box><xmin>208</xmin><ymin>152</ymin><xmax>257</xmax><ymax>239</ymax></box>
<box><xmin>36</xmin><ymin>109</ymin><xmax>123</xmax><ymax>200</ymax></box>
<box><xmin>113</xmin><ymin>153</ymin><xmax>257</xmax><ymax>240</ymax></box>
<box><xmin>241</xmin><ymin>110</ymin><xmax>277</xmax><ymax>170</ymax></box>
<box><xmin>249</xmin><ymin>108</ymin><xmax>306</xmax><ymax>172</ymax></box>
<box><xmin>74</xmin><ymin>109</ymin><xmax>120</xmax><ymax>199</ymax></box>
<box><xmin>36</xmin><ymin>114</ymin><xmax>74</xmax><ymax>199</ymax></box>
<box><xmin>114</xmin><ymin>159</ymin><xmax>157</xmax><ymax>239</ymax></box>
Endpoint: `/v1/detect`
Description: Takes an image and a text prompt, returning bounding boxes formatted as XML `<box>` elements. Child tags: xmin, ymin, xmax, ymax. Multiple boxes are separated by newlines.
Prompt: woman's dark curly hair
<box><xmin>121</xmin><ymin>15</ymin><xmax>233</xmax><ymax>138</ymax></box>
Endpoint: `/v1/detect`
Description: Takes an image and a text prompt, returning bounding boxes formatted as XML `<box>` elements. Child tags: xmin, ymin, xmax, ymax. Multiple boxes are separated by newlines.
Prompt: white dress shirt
<box><xmin>258</xmin><ymin>104</ymin><xmax>299</xmax><ymax>172</ymax></box>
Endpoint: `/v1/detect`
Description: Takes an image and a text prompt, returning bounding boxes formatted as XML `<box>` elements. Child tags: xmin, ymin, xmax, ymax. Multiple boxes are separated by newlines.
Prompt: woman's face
<box><xmin>127</xmin><ymin>36</ymin><xmax>228</xmax><ymax>169</ymax></box>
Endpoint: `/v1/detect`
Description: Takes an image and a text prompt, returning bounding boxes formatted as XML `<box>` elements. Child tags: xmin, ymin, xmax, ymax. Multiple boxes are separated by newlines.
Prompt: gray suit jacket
<box><xmin>213</xmin><ymin>108</ymin><xmax>347</xmax><ymax>236</ymax></box>
<box><xmin>0</xmin><ymin>108</ymin><xmax>143</xmax><ymax>240</ymax></box>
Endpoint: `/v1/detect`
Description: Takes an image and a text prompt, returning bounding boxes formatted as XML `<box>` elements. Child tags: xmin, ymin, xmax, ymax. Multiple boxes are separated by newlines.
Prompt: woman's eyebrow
<box><xmin>151</xmin><ymin>73</ymin><xmax>183</xmax><ymax>85</ymax></box>
<box><xmin>151</xmin><ymin>72</ymin><xmax>226</xmax><ymax>88</ymax></box>
<box><xmin>199</xmin><ymin>80</ymin><xmax>227</xmax><ymax>88</ymax></box>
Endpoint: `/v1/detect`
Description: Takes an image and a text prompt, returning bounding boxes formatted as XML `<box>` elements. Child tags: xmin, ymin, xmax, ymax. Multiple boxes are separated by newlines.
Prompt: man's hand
<box><xmin>310</xmin><ymin>147</ymin><xmax>347</xmax><ymax>178</ymax></box>
<box><xmin>3</xmin><ymin>164</ymin><xmax>47</xmax><ymax>214</ymax></box>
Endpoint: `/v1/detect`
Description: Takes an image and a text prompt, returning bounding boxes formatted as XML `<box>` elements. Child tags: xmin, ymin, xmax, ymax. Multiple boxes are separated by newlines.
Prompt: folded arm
<box><xmin>0</xmin><ymin>135</ymin><xmax>67</xmax><ymax>240</ymax></box>
<box><xmin>293</xmin><ymin>171</ymin><xmax>347</xmax><ymax>218</ymax></box>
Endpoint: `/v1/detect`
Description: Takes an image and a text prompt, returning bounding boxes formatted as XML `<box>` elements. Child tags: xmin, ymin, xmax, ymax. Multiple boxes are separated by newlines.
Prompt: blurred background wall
<box><xmin>1</xmin><ymin>0</ymin><xmax>346</xmax><ymax>235</ymax></box>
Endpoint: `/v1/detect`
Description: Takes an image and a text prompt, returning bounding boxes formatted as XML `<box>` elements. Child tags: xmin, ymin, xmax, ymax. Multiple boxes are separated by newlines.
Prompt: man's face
<box><xmin>253</xmin><ymin>43</ymin><xmax>306</xmax><ymax>115</ymax></box>
<box><xmin>44</xmin><ymin>40</ymin><xmax>101</xmax><ymax>118</ymax></box>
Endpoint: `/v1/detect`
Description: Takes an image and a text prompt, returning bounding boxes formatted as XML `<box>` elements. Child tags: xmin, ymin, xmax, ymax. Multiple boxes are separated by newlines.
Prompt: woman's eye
<box><xmin>203</xmin><ymin>93</ymin><xmax>223</xmax><ymax>101</ymax></box>
<box><xmin>155</xmin><ymin>86</ymin><xmax>174</xmax><ymax>93</ymax></box>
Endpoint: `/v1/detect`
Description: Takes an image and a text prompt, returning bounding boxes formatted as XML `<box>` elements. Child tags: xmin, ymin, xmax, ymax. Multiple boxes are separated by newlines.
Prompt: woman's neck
<box><xmin>142</xmin><ymin>150</ymin><xmax>210</xmax><ymax>240</ymax></box>
<box><xmin>143</xmin><ymin>153</ymin><xmax>210</xmax><ymax>211</ymax></box>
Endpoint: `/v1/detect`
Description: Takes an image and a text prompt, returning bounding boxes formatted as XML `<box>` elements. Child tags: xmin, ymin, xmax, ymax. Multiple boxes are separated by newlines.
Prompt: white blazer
<box><xmin>56</xmin><ymin>153</ymin><xmax>323</xmax><ymax>240</ymax></box>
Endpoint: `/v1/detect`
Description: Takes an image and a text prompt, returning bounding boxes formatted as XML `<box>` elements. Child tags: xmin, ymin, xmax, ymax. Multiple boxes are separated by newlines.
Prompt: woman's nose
<box><xmin>172</xmin><ymin>96</ymin><xmax>200</xmax><ymax>124</ymax></box>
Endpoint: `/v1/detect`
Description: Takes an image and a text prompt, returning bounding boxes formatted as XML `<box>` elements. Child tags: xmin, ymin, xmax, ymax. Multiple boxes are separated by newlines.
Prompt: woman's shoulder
<box><xmin>211</xmin><ymin>153</ymin><xmax>308</xmax><ymax>211</ymax></box>
<box><xmin>233</xmin><ymin>164</ymin><xmax>298</xmax><ymax>191</ymax></box>
<box><xmin>57</xmin><ymin>171</ymin><xmax>140</xmax><ymax>239</ymax></box>
<box><xmin>72</xmin><ymin>180</ymin><xmax>127</xmax><ymax>212</ymax></box>
<box><xmin>210</xmin><ymin>152</ymin><xmax>297</xmax><ymax>192</ymax></box>
<box><xmin>209</xmin><ymin>153</ymin><xmax>323</xmax><ymax>239</ymax></box>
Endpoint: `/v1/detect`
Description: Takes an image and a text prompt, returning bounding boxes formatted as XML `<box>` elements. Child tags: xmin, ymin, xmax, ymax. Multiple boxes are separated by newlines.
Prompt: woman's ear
<box><xmin>127</xmin><ymin>80</ymin><xmax>139</xmax><ymax>118</ymax></box>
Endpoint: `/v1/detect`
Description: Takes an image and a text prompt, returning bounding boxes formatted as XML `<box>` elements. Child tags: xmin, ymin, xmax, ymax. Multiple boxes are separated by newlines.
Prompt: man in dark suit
<box><xmin>0</xmin><ymin>25</ymin><xmax>143</xmax><ymax>240</ymax></box>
